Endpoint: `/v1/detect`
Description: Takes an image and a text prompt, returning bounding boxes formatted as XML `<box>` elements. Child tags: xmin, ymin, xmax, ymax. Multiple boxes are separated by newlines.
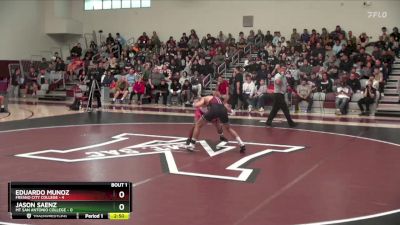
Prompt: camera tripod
<box><xmin>86</xmin><ymin>79</ymin><xmax>102</xmax><ymax>112</ymax></box>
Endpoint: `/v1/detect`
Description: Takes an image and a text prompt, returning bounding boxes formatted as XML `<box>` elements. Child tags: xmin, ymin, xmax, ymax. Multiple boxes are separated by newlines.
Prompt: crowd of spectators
<box><xmin>8</xmin><ymin>25</ymin><xmax>400</xmax><ymax>116</ymax></box>
<box><xmin>215</xmin><ymin>26</ymin><xmax>399</xmax><ymax>115</ymax></box>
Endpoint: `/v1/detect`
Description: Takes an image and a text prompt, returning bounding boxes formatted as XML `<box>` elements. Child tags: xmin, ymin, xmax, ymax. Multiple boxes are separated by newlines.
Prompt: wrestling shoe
<box><xmin>219</xmin><ymin>136</ymin><xmax>228</xmax><ymax>142</ymax></box>
<box><xmin>186</xmin><ymin>143</ymin><xmax>195</xmax><ymax>152</ymax></box>
<box><xmin>240</xmin><ymin>145</ymin><xmax>246</xmax><ymax>153</ymax></box>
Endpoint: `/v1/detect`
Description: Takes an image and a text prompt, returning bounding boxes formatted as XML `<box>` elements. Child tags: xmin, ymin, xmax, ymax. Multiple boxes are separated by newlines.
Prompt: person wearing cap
<box><xmin>266</xmin><ymin>65</ymin><xmax>296</xmax><ymax>127</ymax></box>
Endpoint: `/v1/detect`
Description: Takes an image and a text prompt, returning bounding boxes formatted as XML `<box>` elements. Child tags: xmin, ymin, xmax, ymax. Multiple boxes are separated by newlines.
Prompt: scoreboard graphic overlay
<box><xmin>8</xmin><ymin>182</ymin><xmax>132</xmax><ymax>220</ymax></box>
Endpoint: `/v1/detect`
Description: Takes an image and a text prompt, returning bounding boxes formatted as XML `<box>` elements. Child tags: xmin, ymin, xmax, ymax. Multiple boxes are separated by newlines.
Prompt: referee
<box><xmin>266</xmin><ymin>65</ymin><xmax>297</xmax><ymax>127</ymax></box>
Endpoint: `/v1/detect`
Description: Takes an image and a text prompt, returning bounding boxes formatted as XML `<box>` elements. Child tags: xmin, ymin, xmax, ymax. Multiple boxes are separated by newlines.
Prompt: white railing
<box><xmin>243</xmin><ymin>43</ymin><xmax>252</xmax><ymax>55</ymax></box>
<box><xmin>126</xmin><ymin>36</ymin><xmax>136</xmax><ymax>47</ymax></box>
<box><xmin>217</xmin><ymin>62</ymin><xmax>226</xmax><ymax>75</ymax></box>
<box><xmin>255</xmin><ymin>35</ymin><xmax>263</xmax><ymax>47</ymax></box>
<box><xmin>231</xmin><ymin>50</ymin><xmax>240</xmax><ymax>66</ymax></box>
<box><xmin>202</xmin><ymin>73</ymin><xmax>212</xmax><ymax>89</ymax></box>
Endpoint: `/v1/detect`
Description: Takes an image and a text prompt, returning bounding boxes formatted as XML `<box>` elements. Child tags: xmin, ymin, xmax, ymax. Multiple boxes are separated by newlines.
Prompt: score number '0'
<box><xmin>119</xmin><ymin>191</ymin><xmax>125</xmax><ymax>211</ymax></box>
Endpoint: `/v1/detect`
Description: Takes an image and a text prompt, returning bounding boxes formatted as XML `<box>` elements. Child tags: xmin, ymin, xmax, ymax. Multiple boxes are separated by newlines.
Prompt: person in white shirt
<box><xmin>335</xmin><ymin>81</ymin><xmax>353</xmax><ymax>115</ymax></box>
<box><xmin>332</xmin><ymin>40</ymin><xmax>342</xmax><ymax>55</ymax></box>
<box><xmin>242</xmin><ymin>74</ymin><xmax>256</xmax><ymax>111</ymax></box>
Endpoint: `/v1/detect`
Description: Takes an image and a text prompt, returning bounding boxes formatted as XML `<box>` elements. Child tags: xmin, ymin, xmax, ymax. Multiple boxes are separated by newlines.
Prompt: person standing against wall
<box><xmin>266</xmin><ymin>65</ymin><xmax>297</xmax><ymax>127</ymax></box>
<box><xmin>230</xmin><ymin>66</ymin><xmax>244</xmax><ymax>110</ymax></box>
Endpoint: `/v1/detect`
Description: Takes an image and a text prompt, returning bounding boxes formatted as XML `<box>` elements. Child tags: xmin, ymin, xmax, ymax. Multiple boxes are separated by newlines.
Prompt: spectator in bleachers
<box><xmin>358</xmin><ymin>79</ymin><xmax>376</xmax><ymax>116</ymax></box>
<box><xmin>358</xmin><ymin>32</ymin><xmax>369</xmax><ymax>48</ymax></box>
<box><xmin>372</xmin><ymin>45</ymin><xmax>382</xmax><ymax>60</ymax></box>
<box><xmin>212</xmin><ymin>50</ymin><xmax>225</xmax><ymax>66</ymax></box>
<box><xmin>247</xmin><ymin>30</ymin><xmax>256</xmax><ymax>44</ymax></box>
<box><xmin>339</xmin><ymin>54</ymin><xmax>353</xmax><ymax>73</ymax></box>
<box><xmin>116</xmin><ymin>33</ymin><xmax>126</xmax><ymax>47</ymax></box>
<box><xmin>375</xmin><ymin>36</ymin><xmax>387</xmax><ymax>50</ymax></box>
<box><xmin>320</xmin><ymin>27</ymin><xmax>330</xmax><ymax>46</ymax></box>
<box><xmin>156</xmin><ymin>79</ymin><xmax>168</xmax><ymax>105</ymax></box>
<box><xmin>217</xmin><ymin>31</ymin><xmax>226</xmax><ymax>42</ymax></box>
<box><xmin>336</xmin><ymin>43</ymin><xmax>352</xmax><ymax>57</ymax></box>
<box><xmin>368</xmin><ymin>74</ymin><xmax>379</xmax><ymax>91</ymax></box>
<box><xmin>55</xmin><ymin>58</ymin><xmax>66</xmax><ymax>72</ymax></box>
<box><xmin>294</xmin><ymin>79</ymin><xmax>313</xmax><ymax>113</ymax></box>
<box><xmin>300</xmin><ymin>29</ymin><xmax>310</xmax><ymax>44</ymax></box>
<box><xmin>272</xmin><ymin>32</ymin><xmax>282</xmax><ymax>46</ymax></box>
<box><xmin>380</xmin><ymin>27</ymin><xmax>390</xmax><ymax>42</ymax></box>
<box><xmin>101</xmin><ymin>70</ymin><xmax>114</xmax><ymax>88</ymax></box>
<box><xmin>166</xmin><ymin>36</ymin><xmax>177</xmax><ymax>48</ymax></box>
<box><xmin>347</xmin><ymin>72</ymin><xmax>361</xmax><ymax>93</ymax></box>
<box><xmin>38</xmin><ymin>69</ymin><xmax>48</xmax><ymax>86</ymax></box>
<box><xmin>290</xmin><ymin>28</ymin><xmax>300</xmax><ymax>46</ymax></box>
<box><xmin>353</xmin><ymin>47</ymin><xmax>369</xmax><ymax>65</ymax></box>
<box><xmin>217</xmin><ymin>75</ymin><xmax>229</xmax><ymax>103</ymax></box>
<box><xmin>107</xmin><ymin>57</ymin><xmax>120</xmax><ymax>75</ymax></box>
<box><xmin>112</xmin><ymin>76</ymin><xmax>129</xmax><ymax>103</ymax></box>
<box><xmin>150</xmin><ymin>31</ymin><xmax>161</xmax><ymax>50</ymax></box>
<box><xmin>255</xmin><ymin>63</ymin><xmax>268</xmax><ymax>85</ymax></box>
<box><xmin>390</xmin><ymin>27</ymin><xmax>399</xmax><ymax>42</ymax></box>
<box><xmin>188</xmin><ymin>35</ymin><xmax>200</xmax><ymax>49</ymax></box>
<box><xmin>126</xmin><ymin>69</ymin><xmax>137</xmax><ymax>86</ymax></box>
<box><xmin>311</xmin><ymin>43</ymin><xmax>326</xmax><ymax>61</ymax></box>
<box><xmin>242</xmin><ymin>74</ymin><xmax>256</xmax><ymax>111</ymax></box>
<box><xmin>89</xmin><ymin>41</ymin><xmax>98</xmax><ymax>53</ymax></box>
<box><xmin>39</xmin><ymin>58</ymin><xmax>49</xmax><ymax>71</ymax></box>
<box><xmin>129</xmin><ymin>76</ymin><xmax>146</xmax><ymax>105</ymax></box>
<box><xmin>255</xmin><ymin>29</ymin><xmax>264</xmax><ymax>41</ymax></box>
<box><xmin>106</xmin><ymin>33</ymin><xmax>115</xmax><ymax>45</ymax></box>
<box><xmin>317</xmin><ymin>72</ymin><xmax>333</xmax><ymax>93</ymax></box>
<box><xmin>70</xmin><ymin>43</ymin><xmax>82</xmax><ymax>58</ymax></box>
<box><xmin>335</xmin><ymin>80</ymin><xmax>352</xmax><ymax>115</ymax></box>
<box><xmin>299</xmin><ymin>59</ymin><xmax>312</xmax><ymax>78</ymax></box>
<box><xmin>189</xmin><ymin>29</ymin><xmax>198</xmax><ymax>40</ymax></box>
<box><xmin>372</xmin><ymin>67</ymin><xmax>384</xmax><ymax>95</ymax></box>
<box><xmin>181</xmin><ymin>79</ymin><xmax>192</xmax><ymax>104</ymax></box>
<box><xmin>138</xmin><ymin>32</ymin><xmax>150</xmax><ymax>49</ymax></box>
<box><xmin>263</xmin><ymin>30</ymin><xmax>272</xmax><ymax>44</ymax></box>
<box><xmin>149</xmin><ymin>67</ymin><xmax>165</xmax><ymax>98</ymax></box>
<box><xmin>168</xmin><ymin>79</ymin><xmax>182</xmax><ymax>106</ymax></box>
<box><xmin>253</xmin><ymin>79</ymin><xmax>269</xmax><ymax>112</ymax></box>
<box><xmin>332</xmin><ymin>40</ymin><xmax>342</xmax><ymax>55</ymax></box>
<box><xmin>348</xmin><ymin>31</ymin><xmax>357</xmax><ymax>46</ymax></box>
<box><xmin>11</xmin><ymin>68</ymin><xmax>23</xmax><ymax>98</ymax></box>
<box><xmin>24</xmin><ymin>67</ymin><xmax>39</xmax><ymax>97</ymax></box>
<box><xmin>230</xmin><ymin>66</ymin><xmax>244</xmax><ymax>110</ymax></box>
<box><xmin>388</xmin><ymin>34</ymin><xmax>399</xmax><ymax>58</ymax></box>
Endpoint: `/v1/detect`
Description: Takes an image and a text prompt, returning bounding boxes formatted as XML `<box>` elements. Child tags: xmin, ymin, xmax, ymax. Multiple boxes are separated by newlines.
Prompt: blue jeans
<box><xmin>335</xmin><ymin>98</ymin><xmax>349</xmax><ymax>114</ymax></box>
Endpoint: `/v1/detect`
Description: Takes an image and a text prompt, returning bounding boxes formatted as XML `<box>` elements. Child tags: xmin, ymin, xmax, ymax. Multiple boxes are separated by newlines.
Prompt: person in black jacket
<box><xmin>339</xmin><ymin>54</ymin><xmax>353</xmax><ymax>73</ymax></box>
<box><xmin>167</xmin><ymin>79</ymin><xmax>182</xmax><ymax>106</ymax></box>
<box><xmin>358</xmin><ymin>80</ymin><xmax>376</xmax><ymax>116</ymax></box>
<box><xmin>70</xmin><ymin>43</ymin><xmax>82</xmax><ymax>58</ymax></box>
<box><xmin>156</xmin><ymin>79</ymin><xmax>169</xmax><ymax>105</ymax></box>
<box><xmin>347</xmin><ymin>73</ymin><xmax>361</xmax><ymax>93</ymax></box>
